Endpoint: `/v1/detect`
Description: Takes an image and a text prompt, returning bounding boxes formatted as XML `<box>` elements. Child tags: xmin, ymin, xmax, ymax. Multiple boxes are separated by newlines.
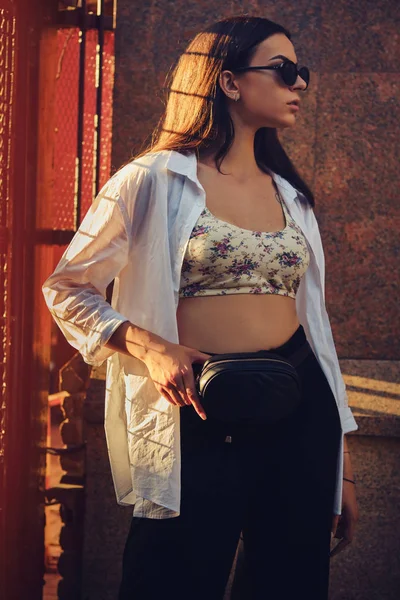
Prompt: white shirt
<box><xmin>42</xmin><ymin>149</ymin><xmax>358</xmax><ymax>517</ymax></box>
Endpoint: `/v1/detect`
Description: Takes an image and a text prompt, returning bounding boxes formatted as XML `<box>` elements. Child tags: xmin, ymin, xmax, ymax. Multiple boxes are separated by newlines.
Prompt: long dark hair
<box><xmin>125</xmin><ymin>15</ymin><xmax>314</xmax><ymax>207</ymax></box>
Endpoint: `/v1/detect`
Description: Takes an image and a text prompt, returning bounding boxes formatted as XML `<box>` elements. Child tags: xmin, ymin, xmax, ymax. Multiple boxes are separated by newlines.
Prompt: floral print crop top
<box><xmin>179</xmin><ymin>193</ymin><xmax>310</xmax><ymax>299</ymax></box>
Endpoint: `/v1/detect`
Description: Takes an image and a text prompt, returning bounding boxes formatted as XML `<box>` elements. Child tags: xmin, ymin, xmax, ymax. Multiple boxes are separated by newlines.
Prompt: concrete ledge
<box><xmin>348</xmin><ymin>413</ymin><xmax>400</xmax><ymax>438</ymax></box>
<box><xmin>340</xmin><ymin>359</ymin><xmax>400</xmax><ymax>438</ymax></box>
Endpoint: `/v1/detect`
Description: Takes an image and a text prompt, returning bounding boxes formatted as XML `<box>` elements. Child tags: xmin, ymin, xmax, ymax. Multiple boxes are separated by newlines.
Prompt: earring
<box><xmin>235</xmin><ymin>93</ymin><xmax>240</xmax><ymax>102</ymax></box>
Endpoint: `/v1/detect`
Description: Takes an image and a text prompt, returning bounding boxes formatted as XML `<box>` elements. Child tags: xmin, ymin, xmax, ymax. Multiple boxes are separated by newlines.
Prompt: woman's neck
<box><xmin>197</xmin><ymin>138</ymin><xmax>264</xmax><ymax>182</ymax></box>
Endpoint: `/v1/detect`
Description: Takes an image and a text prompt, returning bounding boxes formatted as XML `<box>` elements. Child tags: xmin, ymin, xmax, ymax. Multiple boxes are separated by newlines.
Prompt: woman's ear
<box><xmin>219</xmin><ymin>70</ymin><xmax>240</xmax><ymax>101</ymax></box>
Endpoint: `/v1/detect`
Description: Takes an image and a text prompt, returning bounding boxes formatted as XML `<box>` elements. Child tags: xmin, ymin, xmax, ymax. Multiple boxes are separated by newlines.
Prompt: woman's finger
<box><xmin>159</xmin><ymin>385</ymin><xmax>181</xmax><ymax>406</ymax></box>
<box><xmin>164</xmin><ymin>375</ymin><xmax>189</xmax><ymax>407</ymax></box>
<box><xmin>175</xmin><ymin>373</ymin><xmax>192</xmax><ymax>405</ymax></box>
<box><xmin>169</xmin><ymin>371</ymin><xmax>190</xmax><ymax>406</ymax></box>
<box><xmin>182</xmin><ymin>371</ymin><xmax>207</xmax><ymax>420</ymax></box>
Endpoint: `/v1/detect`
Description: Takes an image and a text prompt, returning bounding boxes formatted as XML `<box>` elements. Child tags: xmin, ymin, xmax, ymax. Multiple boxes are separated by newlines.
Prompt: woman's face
<box><xmin>220</xmin><ymin>33</ymin><xmax>308</xmax><ymax>130</ymax></box>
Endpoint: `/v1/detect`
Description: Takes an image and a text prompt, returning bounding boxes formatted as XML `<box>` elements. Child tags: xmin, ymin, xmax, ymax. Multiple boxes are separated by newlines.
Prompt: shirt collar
<box><xmin>165</xmin><ymin>150</ymin><xmax>298</xmax><ymax>204</ymax></box>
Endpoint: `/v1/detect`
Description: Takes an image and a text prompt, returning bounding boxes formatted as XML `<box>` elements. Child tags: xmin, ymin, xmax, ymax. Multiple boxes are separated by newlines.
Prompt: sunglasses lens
<box><xmin>281</xmin><ymin>62</ymin><xmax>298</xmax><ymax>86</ymax></box>
<box><xmin>281</xmin><ymin>62</ymin><xmax>310</xmax><ymax>88</ymax></box>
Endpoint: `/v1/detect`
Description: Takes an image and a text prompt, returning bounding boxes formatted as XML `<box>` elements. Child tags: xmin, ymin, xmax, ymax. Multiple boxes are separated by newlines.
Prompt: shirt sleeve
<box><xmin>42</xmin><ymin>163</ymin><xmax>149</xmax><ymax>366</ymax></box>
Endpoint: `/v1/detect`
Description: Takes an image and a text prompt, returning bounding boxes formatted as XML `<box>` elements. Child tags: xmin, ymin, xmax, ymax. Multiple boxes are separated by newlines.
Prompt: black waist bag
<box><xmin>194</xmin><ymin>341</ymin><xmax>312</xmax><ymax>426</ymax></box>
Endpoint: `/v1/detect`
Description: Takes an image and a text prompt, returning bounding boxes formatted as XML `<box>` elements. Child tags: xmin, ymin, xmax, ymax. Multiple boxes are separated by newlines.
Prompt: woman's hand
<box><xmin>143</xmin><ymin>341</ymin><xmax>212</xmax><ymax>420</ymax></box>
<box><xmin>330</xmin><ymin>479</ymin><xmax>359</xmax><ymax>557</ymax></box>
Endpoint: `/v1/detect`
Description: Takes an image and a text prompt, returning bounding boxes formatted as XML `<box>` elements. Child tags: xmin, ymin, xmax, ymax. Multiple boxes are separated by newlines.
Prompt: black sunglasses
<box><xmin>234</xmin><ymin>60</ymin><xmax>310</xmax><ymax>89</ymax></box>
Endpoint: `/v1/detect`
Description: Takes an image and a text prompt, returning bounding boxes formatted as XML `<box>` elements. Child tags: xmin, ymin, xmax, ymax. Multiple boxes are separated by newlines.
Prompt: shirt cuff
<box><xmin>338</xmin><ymin>405</ymin><xmax>359</xmax><ymax>435</ymax></box>
<box><xmin>81</xmin><ymin>309</ymin><xmax>129</xmax><ymax>366</ymax></box>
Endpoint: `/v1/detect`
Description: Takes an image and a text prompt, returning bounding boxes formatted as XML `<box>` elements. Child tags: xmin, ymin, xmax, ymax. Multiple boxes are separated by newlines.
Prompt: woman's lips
<box><xmin>287</xmin><ymin>104</ymin><xmax>299</xmax><ymax>111</ymax></box>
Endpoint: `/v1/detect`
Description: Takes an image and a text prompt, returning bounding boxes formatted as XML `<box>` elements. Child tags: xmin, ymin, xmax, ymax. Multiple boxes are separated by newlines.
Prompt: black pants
<box><xmin>118</xmin><ymin>325</ymin><xmax>342</xmax><ymax>600</ymax></box>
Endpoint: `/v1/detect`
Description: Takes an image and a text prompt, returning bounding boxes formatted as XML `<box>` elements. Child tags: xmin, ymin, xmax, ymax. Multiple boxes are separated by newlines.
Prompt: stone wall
<box><xmin>81</xmin><ymin>1</ymin><xmax>400</xmax><ymax>599</ymax></box>
<box><xmin>329</xmin><ymin>359</ymin><xmax>400</xmax><ymax>599</ymax></box>
<box><xmin>81</xmin><ymin>365</ymin><xmax>131</xmax><ymax>600</ymax></box>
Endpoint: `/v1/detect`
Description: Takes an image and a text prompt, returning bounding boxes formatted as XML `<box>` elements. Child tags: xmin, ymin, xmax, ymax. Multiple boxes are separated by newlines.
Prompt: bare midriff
<box><xmin>176</xmin><ymin>294</ymin><xmax>300</xmax><ymax>354</ymax></box>
<box><xmin>176</xmin><ymin>156</ymin><xmax>302</xmax><ymax>354</ymax></box>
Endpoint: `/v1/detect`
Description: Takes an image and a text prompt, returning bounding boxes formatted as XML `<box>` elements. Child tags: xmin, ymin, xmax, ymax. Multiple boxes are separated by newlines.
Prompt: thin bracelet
<box><xmin>343</xmin><ymin>451</ymin><xmax>350</xmax><ymax>454</ymax></box>
<box><xmin>343</xmin><ymin>477</ymin><xmax>356</xmax><ymax>484</ymax></box>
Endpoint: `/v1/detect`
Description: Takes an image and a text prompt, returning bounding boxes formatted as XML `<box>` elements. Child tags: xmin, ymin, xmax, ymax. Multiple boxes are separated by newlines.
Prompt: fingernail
<box><xmin>201</xmin><ymin>414</ymin><xmax>207</xmax><ymax>420</ymax></box>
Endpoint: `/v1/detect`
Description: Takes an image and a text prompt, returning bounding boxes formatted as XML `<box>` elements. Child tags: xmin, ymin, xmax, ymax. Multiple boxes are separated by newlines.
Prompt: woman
<box><xmin>42</xmin><ymin>15</ymin><xmax>359</xmax><ymax>600</ymax></box>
